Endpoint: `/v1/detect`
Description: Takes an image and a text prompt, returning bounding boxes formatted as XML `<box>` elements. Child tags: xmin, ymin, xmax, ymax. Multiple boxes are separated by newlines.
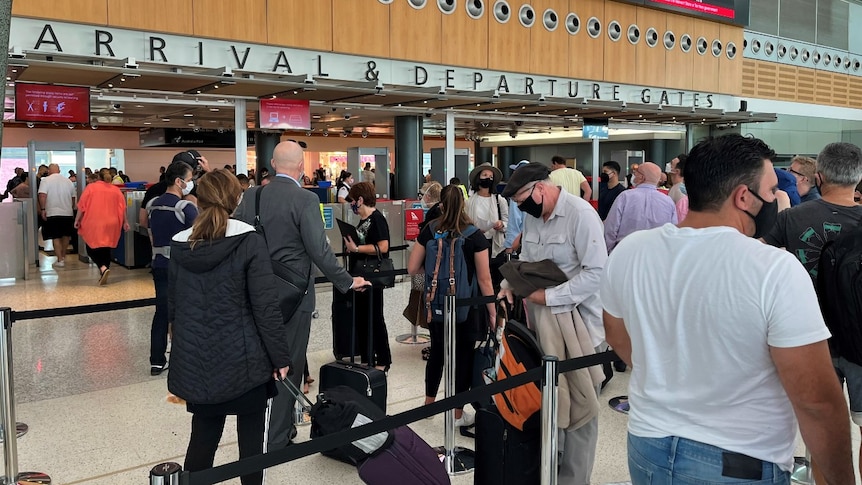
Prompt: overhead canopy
<box><xmin>5</xmin><ymin>52</ymin><xmax>777</xmax><ymax>138</ymax></box>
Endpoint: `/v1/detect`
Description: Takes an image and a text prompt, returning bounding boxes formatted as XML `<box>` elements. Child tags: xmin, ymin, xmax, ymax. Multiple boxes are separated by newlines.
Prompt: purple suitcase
<box><xmin>357</xmin><ymin>426</ymin><xmax>450</xmax><ymax>485</ymax></box>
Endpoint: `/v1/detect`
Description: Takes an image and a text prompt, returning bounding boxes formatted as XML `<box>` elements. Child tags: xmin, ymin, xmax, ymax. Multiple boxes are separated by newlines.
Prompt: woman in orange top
<box><xmin>74</xmin><ymin>168</ymin><xmax>129</xmax><ymax>285</ymax></box>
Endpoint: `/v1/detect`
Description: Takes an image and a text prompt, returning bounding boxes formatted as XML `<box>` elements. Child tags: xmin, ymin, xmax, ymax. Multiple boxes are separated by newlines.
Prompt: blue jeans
<box><xmin>628</xmin><ymin>434</ymin><xmax>790</xmax><ymax>485</ymax></box>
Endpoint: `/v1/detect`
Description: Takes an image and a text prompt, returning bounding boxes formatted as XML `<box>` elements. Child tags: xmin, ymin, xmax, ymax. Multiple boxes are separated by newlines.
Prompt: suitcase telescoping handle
<box><xmin>278</xmin><ymin>376</ymin><xmax>314</xmax><ymax>408</ymax></box>
<box><xmin>349</xmin><ymin>284</ymin><xmax>376</xmax><ymax>367</ymax></box>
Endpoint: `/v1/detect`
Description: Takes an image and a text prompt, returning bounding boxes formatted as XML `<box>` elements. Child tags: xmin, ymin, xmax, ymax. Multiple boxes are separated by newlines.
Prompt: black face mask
<box><xmin>478</xmin><ymin>178</ymin><xmax>494</xmax><ymax>189</ymax></box>
<box><xmin>517</xmin><ymin>185</ymin><xmax>544</xmax><ymax>219</ymax></box>
<box><xmin>599</xmin><ymin>173</ymin><xmax>610</xmax><ymax>184</ymax></box>
<box><xmin>743</xmin><ymin>188</ymin><xmax>778</xmax><ymax>238</ymax></box>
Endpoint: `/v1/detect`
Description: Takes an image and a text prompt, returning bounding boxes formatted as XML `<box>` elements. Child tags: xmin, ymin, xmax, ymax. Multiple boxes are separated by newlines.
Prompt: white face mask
<box><xmin>181</xmin><ymin>179</ymin><xmax>194</xmax><ymax>196</ymax></box>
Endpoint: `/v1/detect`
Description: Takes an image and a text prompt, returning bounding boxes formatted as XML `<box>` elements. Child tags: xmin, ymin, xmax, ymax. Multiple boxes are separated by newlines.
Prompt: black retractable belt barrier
<box><xmin>12</xmin><ymin>298</ymin><xmax>157</xmax><ymax>322</ymax></box>
<box><xmin>182</xmin><ymin>351</ymin><xmax>618</xmax><ymax>485</ymax></box>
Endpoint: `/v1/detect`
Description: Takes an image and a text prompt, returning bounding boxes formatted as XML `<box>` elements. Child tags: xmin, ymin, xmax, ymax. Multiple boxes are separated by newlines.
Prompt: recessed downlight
<box><xmin>565</xmin><ymin>13</ymin><xmax>580</xmax><ymax>35</ymax></box>
<box><xmin>519</xmin><ymin>4</ymin><xmax>535</xmax><ymax>27</ymax></box>
<box><xmin>543</xmin><ymin>9</ymin><xmax>558</xmax><ymax>31</ymax></box>
<box><xmin>680</xmin><ymin>34</ymin><xmax>692</xmax><ymax>53</ymax></box>
<box><xmin>493</xmin><ymin>0</ymin><xmax>510</xmax><ymax>23</ymax></box>
<box><xmin>437</xmin><ymin>0</ymin><xmax>456</xmax><ymax>14</ymax></box>
<box><xmin>587</xmin><ymin>17</ymin><xmax>601</xmax><ymax>38</ymax></box>
<box><xmin>466</xmin><ymin>0</ymin><xmax>483</xmax><ymax>18</ymax></box>
<box><xmin>663</xmin><ymin>31</ymin><xmax>675</xmax><ymax>50</ymax></box>
<box><xmin>627</xmin><ymin>24</ymin><xmax>640</xmax><ymax>45</ymax></box>
<box><xmin>409</xmin><ymin>0</ymin><xmax>427</xmax><ymax>8</ymax></box>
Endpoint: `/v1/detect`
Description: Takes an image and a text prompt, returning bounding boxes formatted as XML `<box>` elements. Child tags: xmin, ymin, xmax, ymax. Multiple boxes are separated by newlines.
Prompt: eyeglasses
<box><xmin>513</xmin><ymin>182</ymin><xmax>539</xmax><ymax>204</ymax></box>
<box><xmin>287</xmin><ymin>139</ymin><xmax>308</xmax><ymax>149</ymax></box>
<box><xmin>788</xmin><ymin>168</ymin><xmax>805</xmax><ymax>179</ymax></box>
<box><xmin>418</xmin><ymin>192</ymin><xmax>425</xmax><ymax>198</ymax></box>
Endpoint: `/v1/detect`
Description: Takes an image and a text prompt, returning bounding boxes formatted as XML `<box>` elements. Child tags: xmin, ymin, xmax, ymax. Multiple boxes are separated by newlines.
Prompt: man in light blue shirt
<box><xmin>504</xmin><ymin>160</ymin><xmax>529</xmax><ymax>252</ymax></box>
<box><xmin>604</xmin><ymin>162</ymin><xmax>678</xmax><ymax>253</ymax></box>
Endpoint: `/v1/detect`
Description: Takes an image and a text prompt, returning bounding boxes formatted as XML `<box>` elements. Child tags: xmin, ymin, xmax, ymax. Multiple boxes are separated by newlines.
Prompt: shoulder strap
<box><xmin>448</xmin><ymin>238</ymin><xmax>456</xmax><ymax>296</ymax></box>
<box><xmin>495</xmin><ymin>194</ymin><xmax>502</xmax><ymax>220</ymax></box>
<box><xmin>426</xmin><ymin>238</ymin><xmax>445</xmax><ymax>323</ymax></box>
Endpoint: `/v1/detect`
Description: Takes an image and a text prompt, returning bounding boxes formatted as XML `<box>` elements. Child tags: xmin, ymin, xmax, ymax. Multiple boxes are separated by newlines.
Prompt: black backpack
<box><xmin>817</xmin><ymin>224</ymin><xmax>862</xmax><ymax>366</ymax></box>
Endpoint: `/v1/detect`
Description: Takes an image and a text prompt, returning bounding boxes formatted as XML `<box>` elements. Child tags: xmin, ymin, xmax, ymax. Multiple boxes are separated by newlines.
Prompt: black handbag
<box><xmin>356</xmin><ymin>244</ymin><xmax>395</xmax><ymax>288</ymax></box>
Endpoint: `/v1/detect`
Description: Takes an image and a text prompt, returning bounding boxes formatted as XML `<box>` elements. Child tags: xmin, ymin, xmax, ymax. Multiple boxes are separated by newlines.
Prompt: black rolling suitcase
<box><xmin>331</xmin><ymin>288</ymin><xmax>361</xmax><ymax>359</ymax></box>
<box><xmin>474</xmin><ymin>406</ymin><xmax>541</xmax><ymax>485</ymax></box>
<box><xmin>320</xmin><ymin>288</ymin><xmax>388</xmax><ymax>412</ymax></box>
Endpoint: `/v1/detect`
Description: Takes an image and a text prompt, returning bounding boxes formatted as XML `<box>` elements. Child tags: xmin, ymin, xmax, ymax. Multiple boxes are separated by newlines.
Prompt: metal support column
<box><xmin>540</xmin><ymin>356</ymin><xmax>559</xmax><ymax>485</ymax></box>
<box><xmin>234</xmin><ymin>99</ymin><xmax>248</xmax><ymax>176</ymax></box>
<box><xmin>433</xmin><ymin>295</ymin><xmax>475</xmax><ymax>475</ymax></box>
<box><xmin>591</xmin><ymin>138</ymin><xmax>600</xmax><ymax>200</ymax></box>
<box><xmin>0</xmin><ymin>309</ymin><xmax>50</xmax><ymax>485</ymax></box>
<box><xmin>394</xmin><ymin>116</ymin><xmax>422</xmax><ymax>200</ymax></box>
<box><xmin>254</xmin><ymin>133</ymin><xmax>281</xmax><ymax>184</ymax></box>
<box><xmin>445</xmin><ymin>112</ymin><xmax>455</xmax><ymax>182</ymax></box>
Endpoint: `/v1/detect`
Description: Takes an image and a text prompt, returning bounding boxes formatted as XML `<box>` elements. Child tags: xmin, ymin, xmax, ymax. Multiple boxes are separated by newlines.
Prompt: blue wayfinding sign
<box><xmin>582</xmin><ymin>125</ymin><xmax>609</xmax><ymax>140</ymax></box>
<box><xmin>323</xmin><ymin>207</ymin><xmax>334</xmax><ymax>230</ymax></box>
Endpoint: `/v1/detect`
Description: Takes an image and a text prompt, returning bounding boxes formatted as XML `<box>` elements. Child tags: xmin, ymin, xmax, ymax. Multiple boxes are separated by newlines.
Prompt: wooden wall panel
<box><xmin>267</xmin><ymin>0</ymin><xmax>333</xmax><ymax>51</ymax></box>
<box><xmin>665</xmin><ymin>14</ymin><xmax>693</xmax><ymax>91</ymax></box>
<box><xmin>814</xmin><ymin>71</ymin><xmax>834</xmax><ymax>105</ymax></box>
<box><xmin>849</xmin><ymin>77</ymin><xmax>862</xmax><ymax>108</ymax></box>
<box><xmin>488</xmin><ymin>4</ymin><xmax>532</xmax><ymax>73</ymax></box>
<box><xmin>691</xmin><ymin>19</ymin><xmax>720</xmax><ymax>93</ymax></box>
<box><xmin>13</xmin><ymin>0</ymin><xmax>108</xmax><ymax>24</ymax></box>
<box><xmin>832</xmin><ymin>74</ymin><xmax>849</xmax><ymax>106</ymax></box>
<box><xmin>390</xmin><ymin>1</ymin><xmax>441</xmax><ymax>64</ymax></box>
<box><xmin>740</xmin><ymin>59</ymin><xmax>756</xmax><ymax>97</ymax></box>
<box><xmin>107</xmin><ymin>0</ymin><xmax>193</xmax><ymax>35</ymax></box>
<box><xmin>718</xmin><ymin>24</ymin><xmax>743</xmax><ymax>95</ymax></box>
<box><xmin>754</xmin><ymin>61</ymin><xmax>777</xmax><ymax>99</ymax></box>
<box><xmin>441</xmin><ymin>2</ymin><xmax>488</xmax><ymax>68</ymax></box>
<box><xmin>602</xmin><ymin>1</ymin><xmax>638</xmax><ymax>84</ymax></box>
<box><xmin>776</xmin><ymin>65</ymin><xmax>797</xmax><ymax>102</ymax></box>
<box><xmin>568</xmin><ymin>0</ymin><xmax>604</xmax><ymax>81</ymax></box>
<box><xmin>332</xmin><ymin>0</ymin><xmax>389</xmax><ymax>58</ymax></box>
<box><xmin>795</xmin><ymin>67</ymin><xmax>816</xmax><ymax>104</ymax></box>
<box><xmin>193</xmin><ymin>0</ymin><xmax>266</xmax><ymax>43</ymax></box>
<box><xmin>529</xmin><ymin>0</ymin><xmax>570</xmax><ymax>77</ymax></box>
<box><xmin>635</xmin><ymin>7</ymin><xmax>666</xmax><ymax>88</ymax></box>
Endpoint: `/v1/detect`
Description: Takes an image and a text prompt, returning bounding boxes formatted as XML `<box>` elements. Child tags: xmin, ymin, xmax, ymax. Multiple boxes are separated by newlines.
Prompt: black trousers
<box><xmin>86</xmin><ymin>245</ymin><xmax>112</xmax><ymax>269</ymax></box>
<box><xmin>184</xmin><ymin>408</ymin><xmax>266</xmax><ymax>485</ymax></box>
<box><xmin>150</xmin><ymin>267</ymin><xmax>169</xmax><ymax>366</ymax></box>
<box><xmin>354</xmin><ymin>287</ymin><xmax>392</xmax><ymax>367</ymax></box>
<box><xmin>425</xmin><ymin>315</ymin><xmax>477</xmax><ymax>399</ymax></box>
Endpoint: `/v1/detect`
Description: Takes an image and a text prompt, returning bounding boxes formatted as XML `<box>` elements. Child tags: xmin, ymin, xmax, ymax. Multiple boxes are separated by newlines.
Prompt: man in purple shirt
<box><xmin>604</xmin><ymin>162</ymin><xmax>678</xmax><ymax>253</ymax></box>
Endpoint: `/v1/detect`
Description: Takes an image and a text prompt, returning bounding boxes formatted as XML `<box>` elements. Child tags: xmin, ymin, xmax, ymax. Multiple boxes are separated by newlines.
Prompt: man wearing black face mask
<box><xmin>763</xmin><ymin>143</ymin><xmax>862</xmax><ymax>280</ymax></box>
<box><xmin>500</xmin><ymin>162</ymin><xmax>608</xmax><ymax>485</ymax></box>
<box><xmin>598</xmin><ymin>161</ymin><xmax>626</xmax><ymax>220</ymax></box>
<box><xmin>602</xmin><ymin>134</ymin><xmax>853</xmax><ymax>485</ymax></box>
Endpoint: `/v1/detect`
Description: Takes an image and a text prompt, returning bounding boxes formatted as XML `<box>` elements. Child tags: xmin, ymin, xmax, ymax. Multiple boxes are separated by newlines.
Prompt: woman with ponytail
<box><xmin>167</xmin><ymin>169</ymin><xmax>290</xmax><ymax>485</ymax></box>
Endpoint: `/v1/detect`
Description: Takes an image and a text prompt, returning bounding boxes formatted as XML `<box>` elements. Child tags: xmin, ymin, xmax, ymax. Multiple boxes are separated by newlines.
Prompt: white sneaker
<box><xmin>53</xmin><ymin>260</ymin><xmax>65</xmax><ymax>268</ymax></box>
<box><xmin>454</xmin><ymin>411</ymin><xmax>475</xmax><ymax>427</ymax></box>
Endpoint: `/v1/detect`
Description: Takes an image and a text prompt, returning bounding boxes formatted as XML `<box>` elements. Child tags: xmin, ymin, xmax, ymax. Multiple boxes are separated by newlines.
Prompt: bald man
<box><xmin>234</xmin><ymin>141</ymin><xmax>370</xmax><ymax>450</ymax></box>
<box><xmin>38</xmin><ymin>163</ymin><xmax>77</xmax><ymax>267</ymax></box>
<box><xmin>604</xmin><ymin>162</ymin><xmax>678</xmax><ymax>253</ymax></box>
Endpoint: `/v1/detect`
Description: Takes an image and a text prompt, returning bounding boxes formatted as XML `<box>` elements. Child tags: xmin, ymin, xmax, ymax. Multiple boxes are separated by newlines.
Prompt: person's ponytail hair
<box><xmin>98</xmin><ymin>168</ymin><xmax>112</xmax><ymax>183</ymax></box>
<box><xmin>433</xmin><ymin>185</ymin><xmax>473</xmax><ymax>235</ymax></box>
<box><xmin>188</xmin><ymin>169</ymin><xmax>242</xmax><ymax>249</ymax></box>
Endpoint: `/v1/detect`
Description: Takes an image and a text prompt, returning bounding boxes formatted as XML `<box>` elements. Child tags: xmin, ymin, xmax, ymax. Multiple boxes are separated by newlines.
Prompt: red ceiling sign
<box><xmin>259</xmin><ymin>98</ymin><xmax>311</xmax><ymax>130</ymax></box>
<box><xmin>650</xmin><ymin>0</ymin><xmax>735</xmax><ymax>20</ymax></box>
<box><xmin>15</xmin><ymin>83</ymin><xmax>90</xmax><ymax>124</ymax></box>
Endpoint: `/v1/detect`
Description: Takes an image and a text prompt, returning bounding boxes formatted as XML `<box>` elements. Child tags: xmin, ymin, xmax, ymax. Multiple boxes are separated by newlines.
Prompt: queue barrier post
<box><xmin>540</xmin><ymin>356</ymin><xmax>559</xmax><ymax>485</ymax></box>
<box><xmin>149</xmin><ymin>462</ymin><xmax>182</xmax><ymax>485</ymax></box>
<box><xmin>433</xmin><ymin>294</ymin><xmax>475</xmax><ymax>475</ymax></box>
<box><xmin>0</xmin><ymin>307</ymin><xmax>51</xmax><ymax>485</ymax></box>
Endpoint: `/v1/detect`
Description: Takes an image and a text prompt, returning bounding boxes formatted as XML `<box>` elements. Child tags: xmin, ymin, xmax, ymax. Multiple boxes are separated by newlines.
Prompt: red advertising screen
<box><xmin>615</xmin><ymin>0</ymin><xmax>748</xmax><ymax>26</ymax></box>
<box><xmin>15</xmin><ymin>83</ymin><xmax>90</xmax><ymax>124</ymax></box>
<box><xmin>259</xmin><ymin>98</ymin><xmax>311</xmax><ymax>130</ymax></box>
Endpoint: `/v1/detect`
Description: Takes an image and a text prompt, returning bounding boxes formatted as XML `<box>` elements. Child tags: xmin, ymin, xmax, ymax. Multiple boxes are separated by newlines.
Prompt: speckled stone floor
<box><xmin>0</xmin><ymin>254</ymin><xmax>858</xmax><ymax>484</ymax></box>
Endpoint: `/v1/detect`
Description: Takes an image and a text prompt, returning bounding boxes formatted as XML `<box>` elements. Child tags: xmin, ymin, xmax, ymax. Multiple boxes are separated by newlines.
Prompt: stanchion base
<box><xmin>7</xmin><ymin>471</ymin><xmax>51</xmax><ymax>484</ymax></box>
<box><xmin>0</xmin><ymin>423</ymin><xmax>29</xmax><ymax>443</ymax></box>
<box><xmin>432</xmin><ymin>446</ymin><xmax>475</xmax><ymax>475</ymax></box>
<box><xmin>791</xmin><ymin>456</ymin><xmax>812</xmax><ymax>485</ymax></box>
<box><xmin>395</xmin><ymin>333</ymin><xmax>430</xmax><ymax>345</ymax></box>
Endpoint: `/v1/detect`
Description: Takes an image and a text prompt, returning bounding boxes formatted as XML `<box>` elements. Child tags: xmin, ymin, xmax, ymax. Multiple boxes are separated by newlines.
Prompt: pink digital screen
<box><xmin>15</xmin><ymin>83</ymin><xmax>90</xmax><ymax>124</ymax></box>
<box><xmin>259</xmin><ymin>98</ymin><xmax>311</xmax><ymax>131</ymax></box>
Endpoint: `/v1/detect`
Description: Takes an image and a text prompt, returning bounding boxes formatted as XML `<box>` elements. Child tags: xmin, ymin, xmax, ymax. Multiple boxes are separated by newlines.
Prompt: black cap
<box><xmin>501</xmin><ymin>162</ymin><xmax>551</xmax><ymax>198</ymax></box>
<box><xmin>171</xmin><ymin>150</ymin><xmax>202</xmax><ymax>167</ymax></box>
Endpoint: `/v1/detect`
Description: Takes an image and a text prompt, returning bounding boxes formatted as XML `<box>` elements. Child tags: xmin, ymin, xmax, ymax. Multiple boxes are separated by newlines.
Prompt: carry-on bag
<box><xmin>279</xmin><ymin>380</ymin><xmax>393</xmax><ymax>466</ymax></box>
<box><xmin>473</xmin><ymin>406</ymin><xmax>540</xmax><ymax>485</ymax></box>
<box><xmin>320</xmin><ymin>287</ymin><xmax>388</xmax><ymax>412</ymax></box>
<box><xmin>358</xmin><ymin>426</ymin><xmax>451</xmax><ymax>485</ymax></box>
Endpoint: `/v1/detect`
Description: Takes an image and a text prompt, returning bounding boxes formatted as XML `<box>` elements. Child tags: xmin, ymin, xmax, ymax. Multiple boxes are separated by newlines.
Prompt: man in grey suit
<box><xmin>235</xmin><ymin>140</ymin><xmax>370</xmax><ymax>449</ymax></box>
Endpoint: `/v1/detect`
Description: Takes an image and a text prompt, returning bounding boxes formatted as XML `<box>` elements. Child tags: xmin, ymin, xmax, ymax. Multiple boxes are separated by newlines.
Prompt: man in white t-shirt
<box><xmin>601</xmin><ymin>134</ymin><xmax>853</xmax><ymax>484</ymax></box>
<box><xmin>549</xmin><ymin>156</ymin><xmax>591</xmax><ymax>200</ymax></box>
<box><xmin>38</xmin><ymin>163</ymin><xmax>77</xmax><ymax>268</ymax></box>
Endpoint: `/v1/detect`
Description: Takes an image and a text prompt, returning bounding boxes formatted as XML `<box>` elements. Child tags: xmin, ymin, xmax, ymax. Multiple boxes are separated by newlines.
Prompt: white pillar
<box><xmin>234</xmin><ymin>99</ymin><xmax>248</xmax><ymax>175</ymax></box>
<box><xmin>445</xmin><ymin>111</ymin><xmax>455</xmax><ymax>181</ymax></box>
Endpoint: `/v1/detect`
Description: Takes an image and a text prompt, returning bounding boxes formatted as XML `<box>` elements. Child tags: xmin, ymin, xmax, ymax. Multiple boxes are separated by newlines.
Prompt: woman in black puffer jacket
<box><xmin>168</xmin><ymin>169</ymin><xmax>290</xmax><ymax>485</ymax></box>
